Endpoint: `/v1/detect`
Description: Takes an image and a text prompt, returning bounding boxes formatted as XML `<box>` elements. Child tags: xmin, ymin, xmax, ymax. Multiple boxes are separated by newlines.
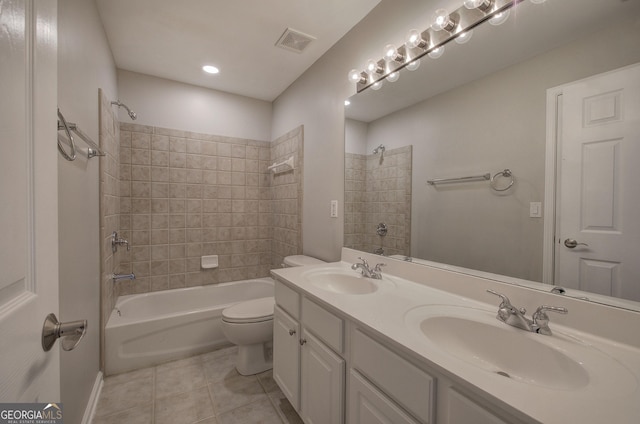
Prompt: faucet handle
<box><xmin>533</xmin><ymin>305</ymin><xmax>568</xmax><ymax>322</ymax></box>
<box><xmin>532</xmin><ymin>305</ymin><xmax>568</xmax><ymax>335</ymax></box>
<box><xmin>486</xmin><ymin>289</ymin><xmax>512</xmax><ymax>308</ymax></box>
<box><xmin>374</xmin><ymin>263</ymin><xmax>386</xmax><ymax>272</ymax></box>
<box><xmin>357</xmin><ymin>257</ymin><xmax>369</xmax><ymax>267</ymax></box>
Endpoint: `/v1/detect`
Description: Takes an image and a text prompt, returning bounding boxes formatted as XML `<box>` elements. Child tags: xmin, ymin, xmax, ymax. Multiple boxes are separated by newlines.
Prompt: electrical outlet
<box><xmin>330</xmin><ymin>200</ymin><xmax>338</xmax><ymax>218</ymax></box>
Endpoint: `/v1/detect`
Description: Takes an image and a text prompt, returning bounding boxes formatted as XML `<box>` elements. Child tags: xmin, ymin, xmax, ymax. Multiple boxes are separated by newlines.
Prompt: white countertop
<box><xmin>271</xmin><ymin>252</ymin><xmax>640</xmax><ymax>424</ymax></box>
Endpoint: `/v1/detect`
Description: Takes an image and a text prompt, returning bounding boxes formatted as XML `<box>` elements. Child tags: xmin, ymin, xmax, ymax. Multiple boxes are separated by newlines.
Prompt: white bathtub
<box><xmin>105</xmin><ymin>277</ymin><xmax>275</xmax><ymax>375</ymax></box>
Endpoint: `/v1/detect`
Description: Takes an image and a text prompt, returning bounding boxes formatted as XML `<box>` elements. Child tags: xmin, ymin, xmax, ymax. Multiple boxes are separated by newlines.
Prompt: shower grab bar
<box><xmin>427</xmin><ymin>173</ymin><xmax>490</xmax><ymax>185</ymax></box>
<box><xmin>57</xmin><ymin>109</ymin><xmax>106</xmax><ymax>160</ymax></box>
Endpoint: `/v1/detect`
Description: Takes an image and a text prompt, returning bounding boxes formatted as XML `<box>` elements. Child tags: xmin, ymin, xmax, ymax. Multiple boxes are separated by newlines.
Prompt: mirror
<box><xmin>344</xmin><ymin>0</ymin><xmax>640</xmax><ymax>311</ymax></box>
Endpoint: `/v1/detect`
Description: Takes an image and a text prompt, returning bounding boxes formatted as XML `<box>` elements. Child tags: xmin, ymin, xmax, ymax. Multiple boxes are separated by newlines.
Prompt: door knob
<box><xmin>42</xmin><ymin>313</ymin><xmax>87</xmax><ymax>352</ymax></box>
<box><xmin>564</xmin><ymin>238</ymin><xmax>588</xmax><ymax>249</ymax></box>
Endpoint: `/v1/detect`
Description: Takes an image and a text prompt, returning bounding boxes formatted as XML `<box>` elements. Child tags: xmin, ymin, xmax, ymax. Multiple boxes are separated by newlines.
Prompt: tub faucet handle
<box><xmin>111</xmin><ymin>231</ymin><xmax>130</xmax><ymax>253</ymax></box>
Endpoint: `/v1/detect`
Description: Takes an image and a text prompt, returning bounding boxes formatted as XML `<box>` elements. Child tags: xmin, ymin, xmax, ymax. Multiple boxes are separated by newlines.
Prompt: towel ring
<box><xmin>490</xmin><ymin>169</ymin><xmax>514</xmax><ymax>192</ymax></box>
<box><xmin>57</xmin><ymin>109</ymin><xmax>76</xmax><ymax>161</ymax></box>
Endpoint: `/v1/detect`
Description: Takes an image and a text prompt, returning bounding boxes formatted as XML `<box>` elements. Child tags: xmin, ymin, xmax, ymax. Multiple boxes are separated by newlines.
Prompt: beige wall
<box><xmin>57</xmin><ymin>0</ymin><xmax>117</xmax><ymax>422</ymax></box>
<box><xmin>117</xmin><ymin>70</ymin><xmax>272</xmax><ymax>141</ymax></box>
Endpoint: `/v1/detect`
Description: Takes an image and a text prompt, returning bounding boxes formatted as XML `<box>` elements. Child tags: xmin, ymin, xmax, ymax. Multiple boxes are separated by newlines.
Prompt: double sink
<box><xmin>300</xmin><ymin>266</ymin><xmax>637</xmax><ymax>394</ymax></box>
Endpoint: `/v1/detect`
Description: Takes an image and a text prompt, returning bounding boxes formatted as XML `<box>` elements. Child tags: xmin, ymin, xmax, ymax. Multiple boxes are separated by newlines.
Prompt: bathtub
<box><xmin>105</xmin><ymin>277</ymin><xmax>274</xmax><ymax>375</ymax></box>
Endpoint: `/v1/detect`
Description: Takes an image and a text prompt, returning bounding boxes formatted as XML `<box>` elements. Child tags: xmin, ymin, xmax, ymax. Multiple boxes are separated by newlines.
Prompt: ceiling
<box><xmin>95</xmin><ymin>0</ymin><xmax>381</xmax><ymax>102</ymax></box>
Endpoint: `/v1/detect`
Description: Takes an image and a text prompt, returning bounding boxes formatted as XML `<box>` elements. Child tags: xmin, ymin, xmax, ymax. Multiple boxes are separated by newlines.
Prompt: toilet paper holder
<box><xmin>42</xmin><ymin>313</ymin><xmax>87</xmax><ymax>352</ymax></box>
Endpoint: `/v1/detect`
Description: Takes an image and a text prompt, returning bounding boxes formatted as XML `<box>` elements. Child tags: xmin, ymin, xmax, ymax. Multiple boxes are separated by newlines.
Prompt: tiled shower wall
<box><xmin>270</xmin><ymin>126</ymin><xmax>304</xmax><ymax>268</ymax></box>
<box><xmin>113</xmin><ymin>123</ymin><xmax>303</xmax><ymax>296</ymax></box>
<box><xmin>344</xmin><ymin>146</ymin><xmax>412</xmax><ymax>257</ymax></box>
<box><xmin>98</xmin><ymin>89</ymin><xmax>121</xmax><ymax>370</ymax></box>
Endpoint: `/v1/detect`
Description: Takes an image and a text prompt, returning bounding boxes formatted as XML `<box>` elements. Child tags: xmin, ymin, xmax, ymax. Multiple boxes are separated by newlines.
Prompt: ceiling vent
<box><xmin>275</xmin><ymin>28</ymin><xmax>316</xmax><ymax>53</ymax></box>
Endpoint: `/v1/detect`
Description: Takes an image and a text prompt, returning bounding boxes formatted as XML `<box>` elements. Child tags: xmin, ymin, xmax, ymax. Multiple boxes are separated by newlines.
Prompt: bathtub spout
<box><xmin>112</xmin><ymin>273</ymin><xmax>135</xmax><ymax>283</ymax></box>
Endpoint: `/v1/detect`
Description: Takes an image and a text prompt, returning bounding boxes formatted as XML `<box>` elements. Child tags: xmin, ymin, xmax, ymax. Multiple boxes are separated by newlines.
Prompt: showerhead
<box><xmin>373</xmin><ymin>144</ymin><xmax>386</xmax><ymax>154</ymax></box>
<box><xmin>111</xmin><ymin>100</ymin><xmax>137</xmax><ymax>120</ymax></box>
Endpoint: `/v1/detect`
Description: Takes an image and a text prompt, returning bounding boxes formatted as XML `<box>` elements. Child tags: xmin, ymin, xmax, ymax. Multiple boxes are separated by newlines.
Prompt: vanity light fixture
<box><xmin>431</xmin><ymin>9</ymin><xmax>457</xmax><ymax>32</ymax></box>
<box><xmin>348</xmin><ymin>0</ymin><xmax>542</xmax><ymax>92</ymax></box>
<box><xmin>455</xmin><ymin>30</ymin><xmax>473</xmax><ymax>44</ymax></box>
<box><xmin>464</xmin><ymin>0</ymin><xmax>494</xmax><ymax>13</ymax></box>
<box><xmin>406</xmin><ymin>29</ymin><xmax>428</xmax><ymax>49</ymax></box>
<box><xmin>202</xmin><ymin>65</ymin><xmax>219</xmax><ymax>74</ymax></box>
<box><xmin>366</xmin><ymin>59</ymin><xmax>385</xmax><ymax>74</ymax></box>
<box><xmin>384</xmin><ymin>44</ymin><xmax>405</xmax><ymax>62</ymax></box>
<box><xmin>489</xmin><ymin>9</ymin><xmax>511</xmax><ymax>25</ymax></box>
<box><xmin>406</xmin><ymin>59</ymin><xmax>421</xmax><ymax>71</ymax></box>
<box><xmin>348</xmin><ymin>69</ymin><xmax>368</xmax><ymax>84</ymax></box>
<box><xmin>428</xmin><ymin>46</ymin><xmax>445</xmax><ymax>59</ymax></box>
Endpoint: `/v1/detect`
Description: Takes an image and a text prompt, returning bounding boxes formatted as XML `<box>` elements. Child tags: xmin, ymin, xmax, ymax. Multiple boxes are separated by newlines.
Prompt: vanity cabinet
<box><xmin>273</xmin><ymin>281</ymin><xmax>345</xmax><ymax>424</ymax></box>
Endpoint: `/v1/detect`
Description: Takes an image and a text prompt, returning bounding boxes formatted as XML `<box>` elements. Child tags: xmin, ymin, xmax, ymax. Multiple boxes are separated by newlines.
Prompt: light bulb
<box><xmin>464</xmin><ymin>0</ymin><xmax>492</xmax><ymax>11</ymax></box>
<box><xmin>406</xmin><ymin>59</ymin><xmax>420</xmax><ymax>71</ymax></box>
<box><xmin>366</xmin><ymin>59</ymin><xmax>383</xmax><ymax>74</ymax></box>
<box><xmin>405</xmin><ymin>29</ymin><xmax>427</xmax><ymax>49</ymax></box>
<box><xmin>344</xmin><ymin>100</ymin><xmax>351</xmax><ymax>106</ymax></box>
<box><xmin>489</xmin><ymin>9</ymin><xmax>510</xmax><ymax>25</ymax></box>
<box><xmin>383</xmin><ymin>44</ymin><xmax>404</xmax><ymax>62</ymax></box>
<box><xmin>371</xmin><ymin>81</ymin><xmax>383</xmax><ymax>90</ymax></box>
<box><xmin>455</xmin><ymin>30</ymin><xmax>473</xmax><ymax>44</ymax></box>
<box><xmin>348</xmin><ymin>69</ymin><xmax>365</xmax><ymax>84</ymax></box>
<box><xmin>428</xmin><ymin>46</ymin><xmax>445</xmax><ymax>59</ymax></box>
<box><xmin>431</xmin><ymin>9</ymin><xmax>455</xmax><ymax>32</ymax></box>
<box><xmin>386</xmin><ymin>72</ymin><xmax>400</xmax><ymax>82</ymax></box>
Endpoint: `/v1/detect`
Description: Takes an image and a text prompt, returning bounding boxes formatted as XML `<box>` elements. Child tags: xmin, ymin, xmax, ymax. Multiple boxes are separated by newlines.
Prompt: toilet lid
<box><xmin>283</xmin><ymin>255</ymin><xmax>325</xmax><ymax>267</ymax></box>
<box><xmin>222</xmin><ymin>297</ymin><xmax>274</xmax><ymax>323</ymax></box>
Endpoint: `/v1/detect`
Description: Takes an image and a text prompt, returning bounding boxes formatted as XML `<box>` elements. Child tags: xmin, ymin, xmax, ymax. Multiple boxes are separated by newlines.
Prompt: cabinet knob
<box><xmin>289</xmin><ymin>329</ymin><xmax>296</xmax><ymax>336</ymax></box>
<box><xmin>299</xmin><ymin>338</ymin><xmax>307</xmax><ymax>346</ymax></box>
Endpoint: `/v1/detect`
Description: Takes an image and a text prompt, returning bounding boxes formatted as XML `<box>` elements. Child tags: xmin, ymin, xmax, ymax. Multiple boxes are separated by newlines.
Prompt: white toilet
<box><xmin>221</xmin><ymin>255</ymin><xmax>325</xmax><ymax>375</ymax></box>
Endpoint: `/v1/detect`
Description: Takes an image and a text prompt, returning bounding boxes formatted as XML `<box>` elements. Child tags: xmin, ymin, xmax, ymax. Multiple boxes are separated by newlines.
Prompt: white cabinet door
<box><xmin>300</xmin><ymin>330</ymin><xmax>345</xmax><ymax>424</ymax></box>
<box><xmin>447</xmin><ymin>389</ymin><xmax>509</xmax><ymax>424</ymax></box>
<box><xmin>349</xmin><ymin>369</ymin><xmax>419</xmax><ymax>424</ymax></box>
<box><xmin>273</xmin><ymin>306</ymin><xmax>300</xmax><ymax>410</ymax></box>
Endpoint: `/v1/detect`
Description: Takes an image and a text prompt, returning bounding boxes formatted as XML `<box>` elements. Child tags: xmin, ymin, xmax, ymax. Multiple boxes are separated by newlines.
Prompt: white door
<box><xmin>0</xmin><ymin>0</ymin><xmax>60</xmax><ymax>401</ymax></box>
<box><xmin>556</xmin><ymin>63</ymin><xmax>640</xmax><ymax>301</ymax></box>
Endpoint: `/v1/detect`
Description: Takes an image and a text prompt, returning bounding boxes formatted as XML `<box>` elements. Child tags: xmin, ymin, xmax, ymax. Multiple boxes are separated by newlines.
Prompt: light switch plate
<box><xmin>529</xmin><ymin>202</ymin><xmax>542</xmax><ymax>218</ymax></box>
<box><xmin>330</xmin><ymin>200</ymin><xmax>338</xmax><ymax>218</ymax></box>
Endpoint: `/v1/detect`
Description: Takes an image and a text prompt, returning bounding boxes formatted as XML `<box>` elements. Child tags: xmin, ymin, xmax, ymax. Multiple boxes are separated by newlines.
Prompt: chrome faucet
<box><xmin>487</xmin><ymin>289</ymin><xmax>568</xmax><ymax>336</ymax></box>
<box><xmin>351</xmin><ymin>257</ymin><xmax>385</xmax><ymax>279</ymax></box>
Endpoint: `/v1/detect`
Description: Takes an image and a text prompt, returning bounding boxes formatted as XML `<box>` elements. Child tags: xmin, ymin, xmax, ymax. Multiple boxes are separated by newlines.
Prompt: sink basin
<box><xmin>302</xmin><ymin>268</ymin><xmax>395</xmax><ymax>295</ymax></box>
<box><xmin>404</xmin><ymin>305</ymin><xmax>636</xmax><ymax>392</ymax></box>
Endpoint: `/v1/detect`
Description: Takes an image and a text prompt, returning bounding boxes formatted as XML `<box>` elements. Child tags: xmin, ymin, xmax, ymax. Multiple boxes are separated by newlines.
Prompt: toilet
<box><xmin>221</xmin><ymin>255</ymin><xmax>325</xmax><ymax>375</ymax></box>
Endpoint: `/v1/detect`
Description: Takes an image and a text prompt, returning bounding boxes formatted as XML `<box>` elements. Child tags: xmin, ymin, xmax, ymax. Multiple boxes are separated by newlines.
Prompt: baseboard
<box><xmin>81</xmin><ymin>371</ymin><xmax>103</xmax><ymax>424</ymax></box>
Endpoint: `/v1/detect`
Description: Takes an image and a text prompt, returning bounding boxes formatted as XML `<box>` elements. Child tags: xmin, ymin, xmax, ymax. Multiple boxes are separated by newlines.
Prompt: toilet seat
<box><xmin>222</xmin><ymin>297</ymin><xmax>274</xmax><ymax>324</ymax></box>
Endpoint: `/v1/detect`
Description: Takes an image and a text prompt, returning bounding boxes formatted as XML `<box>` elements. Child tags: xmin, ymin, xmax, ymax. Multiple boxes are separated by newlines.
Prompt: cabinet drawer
<box><xmin>301</xmin><ymin>297</ymin><xmax>344</xmax><ymax>353</ymax></box>
<box><xmin>275</xmin><ymin>280</ymin><xmax>300</xmax><ymax>319</ymax></box>
<box><xmin>352</xmin><ymin>329</ymin><xmax>435</xmax><ymax>424</ymax></box>
<box><xmin>349</xmin><ymin>369</ymin><xmax>420</xmax><ymax>424</ymax></box>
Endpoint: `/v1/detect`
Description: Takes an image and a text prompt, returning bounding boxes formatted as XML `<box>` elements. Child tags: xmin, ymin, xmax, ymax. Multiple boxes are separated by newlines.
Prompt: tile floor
<box><xmin>92</xmin><ymin>346</ymin><xmax>303</xmax><ymax>424</ymax></box>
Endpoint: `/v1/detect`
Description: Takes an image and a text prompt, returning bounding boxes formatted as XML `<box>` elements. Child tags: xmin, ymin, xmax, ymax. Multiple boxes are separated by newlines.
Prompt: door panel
<box><xmin>556</xmin><ymin>63</ymin><xmax>640</xmax><ymax>301</ymax></box>
<box><xmin>0</xmin><ymin>0</ymin><xmax>59</xmax><ymax>401</ymax></box>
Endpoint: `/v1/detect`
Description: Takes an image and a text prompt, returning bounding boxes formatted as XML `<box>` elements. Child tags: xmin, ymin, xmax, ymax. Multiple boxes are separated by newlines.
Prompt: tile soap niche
<box><xmin>201</xmin><ymin>255</ymin><xmax>219</xmax><ymax>269</ymax></box>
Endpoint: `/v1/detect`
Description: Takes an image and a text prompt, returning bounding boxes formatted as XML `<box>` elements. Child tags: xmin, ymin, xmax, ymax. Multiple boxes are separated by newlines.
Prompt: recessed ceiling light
<box><xmin>202</xmin><ymin>65</ymin><xmax>219</xmax><ymax>74</ymax></box>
